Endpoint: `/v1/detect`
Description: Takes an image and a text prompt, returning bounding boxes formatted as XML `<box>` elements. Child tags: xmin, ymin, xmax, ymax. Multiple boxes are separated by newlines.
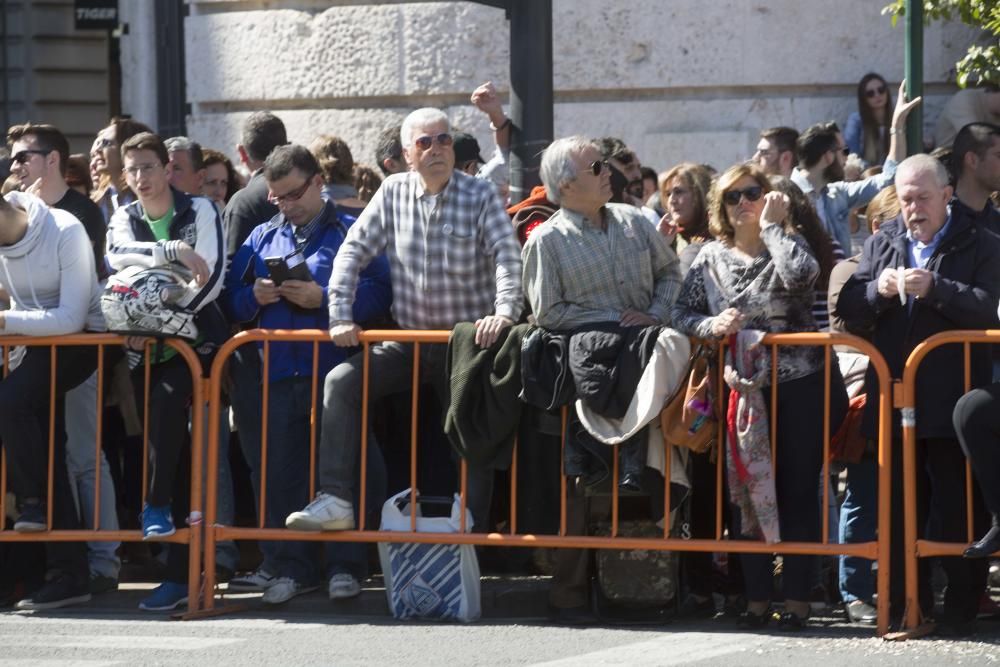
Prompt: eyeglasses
<box><xmin>833</xmin><ymin>146</ymin><xmax>850</xmax><ymax>157</ymax></box>
<box><xmin>413</xmin><ymin>133</ymin><xmax>453</xmax><ymax>150</ymax></box>
<box><xmin>588</xmin><ymin>160</ymin><xmax>609</xmax><ymax>176</ymax></box>
<box><xmin>267</xmin><ymin>176</ymin><xmax>315</xmax><ymax>205</ymax></box>
<box><xmin>11</xmin><ymin>149</ymin><xmax>49</xmax><ymax>164</ymax></box>
<box><xmin>123</xmin><ymin>162</ymin><xmax>163</xmax><ymax>177</ymax></box>
<box><xmin>865</xmin><ymin>84</ymin><xmax>887</xmax><ymax>98</ymax></box>
<box><xmin>722</xmin><ymin>186</ymin><xmax>764</xmax><ymax>206</ymax></box>
<box><xmin>753</xmin><ymin>147</ymin><xmax>778</xmax><ymax>158</ymax></box>
<box><xmin>94</xmin><ymin>137</ymin><xmax>117</xmax><ymax>150</ymax></box>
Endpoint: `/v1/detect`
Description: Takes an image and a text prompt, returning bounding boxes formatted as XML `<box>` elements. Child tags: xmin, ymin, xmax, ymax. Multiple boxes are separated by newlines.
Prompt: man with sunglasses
<box><xmin>6</xmin><ymin>122</ymin><xmax>121</xmax><ymax>595</ymax></box>
<box><xmin>755</xmin><ymin>127</ymin><xmax>800</xmax><ymax>178</ymax></box>
<box><xmin>286</xmin><ymin>107</ymin><xmax>522</xmax><ymax>537</ymax></box>
<box><xmin>792</xmin><ymin>81</ymin><xmax>921</xmax><ymax>256</ymax></box>
<box><xmin>223</xmin><ymin>144</ymin><xmax>391</xmax><ymax>605</ymax></box>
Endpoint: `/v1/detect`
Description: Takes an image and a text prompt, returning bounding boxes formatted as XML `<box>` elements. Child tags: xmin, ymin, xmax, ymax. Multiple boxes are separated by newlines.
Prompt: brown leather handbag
<box><xmin>660</xmin><ymin>346</ymin><xmax>716</xmax><ymax>454</ymax></box>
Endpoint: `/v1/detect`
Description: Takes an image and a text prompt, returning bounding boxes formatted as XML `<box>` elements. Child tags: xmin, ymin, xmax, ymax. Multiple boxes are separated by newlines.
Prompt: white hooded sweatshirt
<box><xmin>0</xmin><ymin>191</ymin><xmax>104</xmax><ymax>335</ymax></box>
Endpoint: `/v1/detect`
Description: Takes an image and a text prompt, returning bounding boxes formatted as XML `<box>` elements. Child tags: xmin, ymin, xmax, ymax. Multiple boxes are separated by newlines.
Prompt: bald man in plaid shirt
<box><xmin>286</xmin><ymin>107</ymin><xmax>523</xmax><ymax>535</ymax></box>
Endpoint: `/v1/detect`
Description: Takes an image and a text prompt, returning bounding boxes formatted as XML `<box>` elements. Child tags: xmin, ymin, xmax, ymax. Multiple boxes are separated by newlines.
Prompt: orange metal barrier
<box><xmin>201</xmin><ymin>328</ymin><xmax>894</xmax><ymax>635</ymax></box>
<box><xmin>899</xmin><ymin>330</ymin><xmax>1000</xmax><ymax>631</ymax></box>
<box><xmin>0</xmin><ymin>334</ymin><xmax>205</xmax><ymax>614</ymax></box>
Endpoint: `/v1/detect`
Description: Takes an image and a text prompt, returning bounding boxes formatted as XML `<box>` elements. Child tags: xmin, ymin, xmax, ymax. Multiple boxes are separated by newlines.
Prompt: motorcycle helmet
<box><xmin>101</xmin><ymin>265</ymin><xmax>198</xmax><ymax>339</ymax></box>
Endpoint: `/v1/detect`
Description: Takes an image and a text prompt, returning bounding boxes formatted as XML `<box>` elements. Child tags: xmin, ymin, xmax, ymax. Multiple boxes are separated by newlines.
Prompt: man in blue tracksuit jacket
<box><xmin>222</xmin><ymin>144</ymin><xmax>391</xmax><ymax>605</ymax></box>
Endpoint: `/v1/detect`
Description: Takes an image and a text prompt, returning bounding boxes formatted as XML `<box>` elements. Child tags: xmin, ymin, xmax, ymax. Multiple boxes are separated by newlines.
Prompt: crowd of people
<box><xmin>0</xmin><ymin>73</ymin><xmax>999</xmax><ymax>637</ymax></box>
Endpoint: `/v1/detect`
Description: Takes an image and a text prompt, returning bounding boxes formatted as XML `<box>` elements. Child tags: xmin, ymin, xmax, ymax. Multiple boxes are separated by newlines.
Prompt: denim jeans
<box><xmin>838</xmin><ymin>459</ymin><xmax>877</xmax><ymax>603</ymax></box>
<box><xmin>229</xmin><ymin>345</ymin><xmax>278</xmax><ymax>574</ymax></box>
<box><xmin>65</xmin><ymin>372</ymin><xmax>121</xmax><ymax>579</ymax></box>
<box><xmin>267</xmin><ymin>376</ymin><xmax>386</xmax><ymax>584</ymax></box>
<box><xmin>202</xmin><ymin>402</ymin><xmax>238</xmax><ymax>573</ymax></box>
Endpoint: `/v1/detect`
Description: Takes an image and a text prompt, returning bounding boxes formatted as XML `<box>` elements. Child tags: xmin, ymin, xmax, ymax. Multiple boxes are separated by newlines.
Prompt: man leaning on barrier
<box><xmin>0</xmin><ymin>190</ymin><xmax>106</xmax><ymax>610</ymax></box>
<box><xmin>521</xmin><ymin>135</ymin><xmax>683</xmax><ymax>622</ymax></box>
<box><xmin>836</xmin><ymin>153</ymin><xmax>1000</xmax><ymax>636</ymax></box>
<box><xmin>223</xmin><ymin>144</ymin><xmax>391</xmax><ymax>604</ymax></box>
<box><xmin>285</xmin><ymin>107</ymin><xmax>523</xmax><ymax>536</ymax></box>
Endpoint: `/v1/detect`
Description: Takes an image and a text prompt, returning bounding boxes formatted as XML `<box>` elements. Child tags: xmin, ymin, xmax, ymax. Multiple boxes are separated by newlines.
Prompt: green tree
<box><xmin>883</xmin><ymin>0</ymin><xmax>1000</xmax><ymax>87</ymax></box>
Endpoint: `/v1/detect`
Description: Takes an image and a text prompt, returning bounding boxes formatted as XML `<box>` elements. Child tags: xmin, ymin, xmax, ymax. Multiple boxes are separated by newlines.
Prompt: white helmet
<box><xmin>101</xmin><ymin>265</ymin><xmax>198</xmax><ymax>339</ymax></box>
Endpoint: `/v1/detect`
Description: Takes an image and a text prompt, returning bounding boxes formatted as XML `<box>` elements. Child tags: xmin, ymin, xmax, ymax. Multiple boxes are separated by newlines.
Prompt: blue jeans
<box><xmin>838</xmin><ymin>459</ymin><xmax>877</xmax><ymax>603</ymax></box>
<box><xmin>266</xmin><ymin>375</ymin><xmax>386</xmax><ymax>584</ymax></box>
<box><xmin>202</xmin><ymin>402</ymin><xmax>238</xmax><ymax>573</ymax></box>
<box><xmin>229</xmin><ymin>346</ymin><xmax>278</xmax><ymax>574</ymax></box>
<box><xmin>65</xmin><ymin>372</ymin><xmax>121</xmax><ymax>579</ymax></box>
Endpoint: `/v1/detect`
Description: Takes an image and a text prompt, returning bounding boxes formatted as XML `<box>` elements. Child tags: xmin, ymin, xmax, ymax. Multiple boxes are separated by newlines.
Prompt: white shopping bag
<box><xmin>377</xmin><ymin>488</ymin><xmax>481</xmax><ymax>622</ymax></box>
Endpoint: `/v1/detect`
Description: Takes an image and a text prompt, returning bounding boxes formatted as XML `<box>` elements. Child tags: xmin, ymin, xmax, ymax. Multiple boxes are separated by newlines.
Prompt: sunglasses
<box><xmin>414</xmin><ymin>133</ymin><xmax>453</xmax><ymax>150</ymax></box>
<box><xmin>722</xmin><ymin>186</ymin><xmax>764</xmax><ymax>206</ymax></box>
<box><xmin>588</xmin><ymin>160</ymin><xmax>610</xmax><ymax>176</ymax></box>
<box><xmin>267</xmin><ymin>175</ymin><xmax>315</xmax><ymax>205</ymax></box>
<box><xmin>11</xmin><ymin>149</ymin><xmax>49</xmax><ymax>164</ymax></box>
<box><xmin>865</xmin><ymin>84</ymin><xmax>887</xmax><ymax>98</ymax></box>
<box><xmin>833</xmin><ymin>146</ymin><xmax>851</xmax><ymax>157</ymax></box>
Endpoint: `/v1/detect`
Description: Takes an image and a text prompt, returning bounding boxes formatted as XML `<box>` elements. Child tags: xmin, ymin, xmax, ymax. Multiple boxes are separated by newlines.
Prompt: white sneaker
<box><xmin>227</xmin><ymin>568</ymin><xmax>276</xmax><ymax>592</ymax></box>
<box><xmin>285</xmin><ymin>492</ymin><xmax>355</xmax><ymax>531</ymax></box>
<box><xmin>328</xmin><ymin>573</ymin><xmax>361</xmax><ymax>600</ymax></box>
<box><xmin>261</xmin><ymin>577</ymin><xmax>317</xmax><ymax>605</ymax></box>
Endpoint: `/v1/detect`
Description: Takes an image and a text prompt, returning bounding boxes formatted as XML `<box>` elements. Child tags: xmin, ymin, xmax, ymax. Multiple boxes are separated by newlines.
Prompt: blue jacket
<box><xmin>222</xmin><ymin>201</ymin><xmax>392</xmax><ymax>382</ymax></box>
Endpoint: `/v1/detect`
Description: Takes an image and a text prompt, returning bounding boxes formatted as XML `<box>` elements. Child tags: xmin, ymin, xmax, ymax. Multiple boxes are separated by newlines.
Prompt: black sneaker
<box><xmin>13</xmin><ymin>501</ymin><xmax>46</xmax><ymax>532</ymax></box>
<box><xmin>16</xmin><ymin>574</ymin><xmax>91</xmax><ymax>610</ymax></box>
<box><xmin>89</xmin><ymin>574</ymin><xmax>119</xmax><ymax>595</ymax></box>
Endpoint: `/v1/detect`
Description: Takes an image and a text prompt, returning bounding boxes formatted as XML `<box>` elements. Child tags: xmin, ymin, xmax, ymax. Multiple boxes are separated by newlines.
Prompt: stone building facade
<box><xmin>132</xmin><ymin>0</ymin><xmax>978</xmax><ymax>174</ymax></box>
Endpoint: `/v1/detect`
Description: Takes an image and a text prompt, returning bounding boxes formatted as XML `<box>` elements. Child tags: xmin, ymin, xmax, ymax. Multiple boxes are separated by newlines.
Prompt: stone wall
<box><xmin>183</xmin><ymin>0</ymin><xmax>979</xmax><ymax>174</ymax></box>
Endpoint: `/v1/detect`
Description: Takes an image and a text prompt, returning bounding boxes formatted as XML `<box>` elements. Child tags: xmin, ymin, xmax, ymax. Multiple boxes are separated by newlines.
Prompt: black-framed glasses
<box><xmin>833</xmin><ymin>146</ymin><xmax>851</xmax><ymax>157</ymax></box>
<box><xmin>414</xmin><ymin>133</ymin><xmax>453</xmax><ymax>150</ymax></box>
<box><xmin>588</xmin><ymin>160</ymin><xmax>609</xmax><ymax>176</ymax></box>
<box><xmin>865</xmin><ymin>84</ymin><xmax>887</xmax><ymax>98</ymax></box>
<box><xmin>11</xmin><ymin>149</ymin><xmax>49</xmax><ymax>164</ymax></box>
<box><xmin>722</xmin><ymin>186</ymin><xmax>764</xmax><ymax>206</ymax></box>
<box><xmin>267</xmin><ymin>175</ymin><xmax>315</xmax><ymax>205</ymax></box>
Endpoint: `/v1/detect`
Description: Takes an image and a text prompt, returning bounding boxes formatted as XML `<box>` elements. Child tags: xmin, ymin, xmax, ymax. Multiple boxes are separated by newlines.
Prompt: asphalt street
<box><xmin>0</xmin><ymin>584</ymin><xmax>997</xmax><ymax>666</ymax></box>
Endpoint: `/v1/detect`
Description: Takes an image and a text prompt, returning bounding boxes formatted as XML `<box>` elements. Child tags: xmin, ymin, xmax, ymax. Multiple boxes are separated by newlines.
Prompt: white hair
<box><xmin>539</xmin><ymin>136</ymin><xmax>598</xmax><ymax>204</ymax></box>
<box><xmin>400</xmin><ymin>108</ymin><xmax>450</xmax><ymax>147</ymax></box>
<box><xmin>896</xmin><ymin>153</ymin><xmax>950</xmax><ymax>189</ymax></box>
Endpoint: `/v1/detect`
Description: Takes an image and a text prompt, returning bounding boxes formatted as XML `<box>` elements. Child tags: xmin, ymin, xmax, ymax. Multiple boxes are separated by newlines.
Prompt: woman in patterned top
<box><xmin>671</xmin><ymin>162</ymin><xmax>848</xmax><ymax>630</ymax></box>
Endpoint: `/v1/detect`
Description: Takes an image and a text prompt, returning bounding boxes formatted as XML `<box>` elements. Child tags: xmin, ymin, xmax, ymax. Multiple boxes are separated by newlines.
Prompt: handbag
<box><xmin>377</xmin><ymin>489</ymin><xmax>481</xmax><ymax>622</ymax></box>
<box><xmin>659</xmin><ymin>345</ymin><xmax>716</xmax><ymax>454</ymax></box>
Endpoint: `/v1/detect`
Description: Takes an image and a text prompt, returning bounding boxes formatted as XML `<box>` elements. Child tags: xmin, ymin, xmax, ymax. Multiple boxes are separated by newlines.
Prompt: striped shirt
<box><xmin>522</xmin><ymin>203</ymin><xmax>682</xmax><ymax>330</ymax></box>
<box><xmin>328</xmin><ymin>170</ymin><xmax>523</xmax><ymax>329</ymax></box>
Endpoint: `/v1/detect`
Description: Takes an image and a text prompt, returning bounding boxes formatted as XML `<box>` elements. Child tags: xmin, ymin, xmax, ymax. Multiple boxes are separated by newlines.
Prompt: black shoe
<box><xmin>963</xmin><ymin>525</ymin><xmax>1000</xmax><ymax>559</ymax></box>
<box><xmin>737</xmin><ymin>607</ymin><xmax>772</xmax><ymax>628</ymax></box>
<box><xmin>935</xmin><ymin>617</ymin><xmax>977</xmax><ymax>638</ymax></box>
<box><xmin>89</xmin><ymin>574</ymin><xmax>118</xmax><ymax>595</ymax></box>
<box><xmin>13</xmin><ymin>501</ymin><xmax>46</xmax><ymax>532</ymax></box>
<box><xmin>548</xmin><ymin>603</ymin><xmax>596</xmax><ymax>626</ymax></box>
<box><xmin>678</xmin><ymin>594</ymin><xmax>716</xmax><ymax>619</ymax></box>
<box><xmin>845</xmin><ymin>599</ymin><xmax>878</xmax><ymax>625</ymax></box>
<box><xmin>777</xmin><ymin>611</ymin><xmax>807</xmax><ymax>631</ymax></box>
<box><xmin>16</xmin><ymin>574</ymin><xmax>91</xmax><ymax>610</ymax></box>
<box><xmin>215</xmin><ymin>565</ymin><xmax>234</xmax><ymax>585</ymax></box>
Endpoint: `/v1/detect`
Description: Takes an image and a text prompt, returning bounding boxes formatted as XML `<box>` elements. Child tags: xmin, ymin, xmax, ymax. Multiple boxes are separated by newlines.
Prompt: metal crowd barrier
<box><xmin>899</xmin><ymin>330</ymin><xmax>1000</xmax><ymax>631</ymax></box>
<box><xmin>198</xmin><ymin>329</ymin><xmax>894</xmax><ymax>635</ymax></box>
<box><xmin>0</xmin><ymin>334</ymin><xmax>206</xmax><ymax>615</ymax></box>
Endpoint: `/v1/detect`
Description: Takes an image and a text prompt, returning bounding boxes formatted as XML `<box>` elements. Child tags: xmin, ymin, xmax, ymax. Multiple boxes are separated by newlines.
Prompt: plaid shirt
<box><xmin>329</xmin><ymin>170</ymin><xmax>523</xmax><ymax>329</ymax></box>
<box><xmin>522</xmin><ymin>203</ymin><xmax>681</xmax><ymax>330</ymax></box>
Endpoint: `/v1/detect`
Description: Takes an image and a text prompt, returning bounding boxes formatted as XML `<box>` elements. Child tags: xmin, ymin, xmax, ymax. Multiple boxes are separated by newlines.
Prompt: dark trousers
<box><xmin>953</xmin><ymin>383</ymin><xmax>1000</xmax><ymax>514</ymax></box>
<box><xmin>133</xmin><ymin>356</ymin><xmax>194</xmax><ymax>507</ymax></box>
<box><xmin>731</xmin><ymin>369</ymin><xmax>848</xmax><ymax>603</ymax></box>
<box><xmin>0</xmin><ymin>345</ymin><xmax>98</xmax><ymax>583</ymax></box>
<box><xmin>923</xmin><ymin>436</ymin><xmax>990</xmax><ymax>621</ymax></box>
<box><xmin>685</xmin><ymin>449</ymin><xmax>744</xmax><ymax>598</ymax></box>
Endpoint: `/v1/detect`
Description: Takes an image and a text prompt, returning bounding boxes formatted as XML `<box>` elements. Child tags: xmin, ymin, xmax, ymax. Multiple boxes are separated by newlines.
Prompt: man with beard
<box><xmin>792</xmin><ymin>82</ymin><xmax>921</xmax><ymax>255</ymax></box>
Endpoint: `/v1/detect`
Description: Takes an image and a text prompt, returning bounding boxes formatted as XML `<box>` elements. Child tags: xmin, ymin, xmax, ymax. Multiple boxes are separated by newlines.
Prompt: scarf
<box><xmin>724</xmin><ymin>330</ymin><xmax>780</xmax><ymax>544</ymax></box>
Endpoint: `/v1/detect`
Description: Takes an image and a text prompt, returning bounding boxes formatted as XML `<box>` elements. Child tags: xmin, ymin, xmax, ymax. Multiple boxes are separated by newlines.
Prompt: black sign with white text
<box><xmin>74</xmin><ymin>0</ymin><xmax>118</xmax><ymax>30</ymax></box>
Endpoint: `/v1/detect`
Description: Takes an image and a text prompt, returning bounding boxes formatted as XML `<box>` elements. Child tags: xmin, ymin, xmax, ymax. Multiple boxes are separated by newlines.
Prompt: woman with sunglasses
<box><xmin>845</xmin><ymin>73</ymin><xmax>893</xmax><ymax>166</ymax></box>
<box><xmin>671</xmin><ymin>162</ymin><xmax>848</xmax><ymax>630</ymax></box>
